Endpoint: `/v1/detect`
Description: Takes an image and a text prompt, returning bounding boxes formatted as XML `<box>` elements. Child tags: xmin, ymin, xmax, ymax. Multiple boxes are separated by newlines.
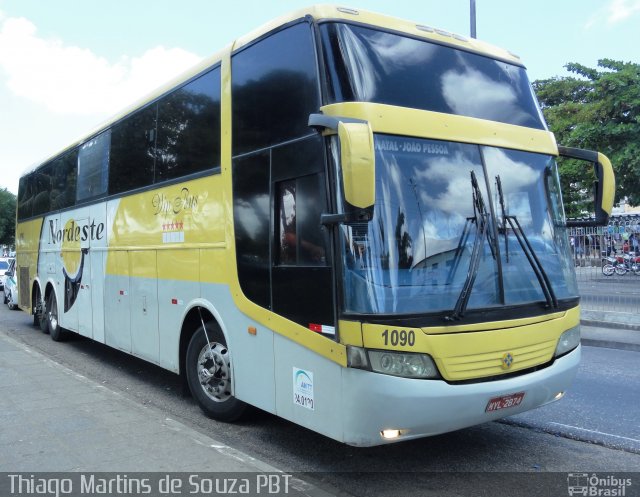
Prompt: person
<box><xmin>631</xmin><ymin>233</ymin><xmax>638</xmax><ymax>254</ymax></box>
<box><xmin>605</xmin><ymin>235</ymin><xmax>615</xmax><ymax>256</ymax></box>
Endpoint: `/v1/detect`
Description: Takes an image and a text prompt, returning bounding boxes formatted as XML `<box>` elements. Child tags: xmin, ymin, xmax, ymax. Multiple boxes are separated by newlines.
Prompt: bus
<box><xmin>14</xmin><ymin>6</ymin><xmax>614</xmax><ymax>446</ymax></box>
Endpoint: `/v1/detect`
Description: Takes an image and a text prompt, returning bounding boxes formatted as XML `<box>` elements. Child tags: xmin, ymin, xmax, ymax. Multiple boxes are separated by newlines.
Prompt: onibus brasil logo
<box><xmin>567</xmin><ymin>473</ymin><xmax>633</xmax><ymax>496</ymax></box>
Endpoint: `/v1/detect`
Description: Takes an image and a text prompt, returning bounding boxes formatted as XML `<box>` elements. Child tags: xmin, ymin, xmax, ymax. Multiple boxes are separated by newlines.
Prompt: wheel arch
<box><xmin>178</xmin><ymin>300</ymin><xmax>230</xmax><ymax>380</ymax></box>
<box><xmin>31</xmin><ymin>278</ymin><xmax>45</xmax><ymax>315</ymax></box>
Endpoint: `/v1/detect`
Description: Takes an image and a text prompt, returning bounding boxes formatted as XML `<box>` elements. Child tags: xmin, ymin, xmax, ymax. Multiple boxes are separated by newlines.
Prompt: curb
<box><xmin>581</xmin><ymin>338</ymin><xmax>640</xmax><ymax>352</ymax></box>
<box><xmin>581</xmin><ymin>319</ymin><xmax>640</xmax><ymax>332</ymax></box>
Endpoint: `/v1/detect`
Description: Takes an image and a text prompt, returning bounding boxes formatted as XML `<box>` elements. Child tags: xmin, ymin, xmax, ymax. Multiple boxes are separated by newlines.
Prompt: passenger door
<box><xmin>271</xmin><ymin>137</ymin><xmax>334</xmax><ymax>333</ymax></box>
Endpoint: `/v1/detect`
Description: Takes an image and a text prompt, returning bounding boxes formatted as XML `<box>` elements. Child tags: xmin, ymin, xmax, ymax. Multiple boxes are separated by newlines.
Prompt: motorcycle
<box><xmin>602</xmin><ymin>253</ymin><xmax>640</xmax><ymax>276</ymax></box>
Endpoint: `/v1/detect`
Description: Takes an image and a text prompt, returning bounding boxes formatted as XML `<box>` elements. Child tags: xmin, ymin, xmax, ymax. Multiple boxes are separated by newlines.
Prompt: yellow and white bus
<box><xmin>15</xmin><ymin>6</ymin><xmax>614</xmax><ymax>446</ymax></box>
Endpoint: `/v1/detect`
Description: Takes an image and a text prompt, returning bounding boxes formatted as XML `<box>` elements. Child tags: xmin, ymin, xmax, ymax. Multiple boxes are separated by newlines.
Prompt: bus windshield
<box><xmin>320</xmin><ymin>22</ymin><xmax>546</xmax><ymax>130</ymax></box>
<box><xmin>339</xmin><ymin>135</ymin><xmax>578</xmax><ymax>316</ymax></box>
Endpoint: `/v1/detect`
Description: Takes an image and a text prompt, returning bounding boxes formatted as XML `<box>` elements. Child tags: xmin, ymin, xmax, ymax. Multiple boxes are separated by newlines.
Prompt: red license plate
<box><xmin>485</xmin><ymin>392</ymin><xmax>525</xmax><ymax>412</ymax></box>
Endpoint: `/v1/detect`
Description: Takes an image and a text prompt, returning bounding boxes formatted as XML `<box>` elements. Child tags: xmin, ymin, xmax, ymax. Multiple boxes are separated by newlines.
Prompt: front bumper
<box><xmin>340</xmin><ymin>346</ymin><xmax>580</xmax><ymax>446</ymax></box>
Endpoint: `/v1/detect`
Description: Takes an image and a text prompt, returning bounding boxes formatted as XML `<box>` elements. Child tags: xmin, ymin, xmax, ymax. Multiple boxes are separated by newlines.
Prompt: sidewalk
<box><xmin>581</xmin><ymin>310</ymin><xmax>640</xmax><ymax>352</ymax></box>
<box><xmin>0</xmin><ymin>331</ymin><xmax>333</xmax><ymax>496</ymax></box>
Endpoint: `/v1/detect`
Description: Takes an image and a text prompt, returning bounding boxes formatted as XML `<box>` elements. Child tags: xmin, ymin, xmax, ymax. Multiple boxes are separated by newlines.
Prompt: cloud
<box><xmin>586</xmin><ymin>0</ymin><xmax>640</xmax><ymax>28</ymax></box>
<box><xmin>607</xmin><ymin>0</ymin><xmax>640</xmax><ymax>22</ymax></box>
<box><xmin>0</xmin><ymin>14</ymin><xmax>202</xmax><ymax>115</ymax></box>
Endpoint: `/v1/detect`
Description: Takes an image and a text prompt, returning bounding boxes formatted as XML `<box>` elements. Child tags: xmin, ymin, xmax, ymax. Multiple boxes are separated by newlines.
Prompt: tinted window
<box><xmin>276</xmin><ymin>174</ymin><xmax>327</xmax><ymax>266</ymax></box>
<box><xmin>31</xmin><ymin>163</ymin><xmax>52</xmax><ymax>216</ymax></box>
<box><xmin>78</xmin><ymin>130</ymin><xmax>110</xmax><ymax>201</ymax></box>
<box><xmin>110</xmin><ymin>105</ymin><xmax>156</xmax><ymax>194</ymax></box>
<box><xmin>233</xmin><ymin>151</ymin><xmax>271</xmax><ymax>308</ymax></box>
<box><xmin>18</xmin><ymin>149</ymin><xmax>79</xmax><ymax>220</ymax></box>
<box><xmin>156</xmin><ymin>68</ymin><xmax>221</xmax><ymax>182</ymax></box>
<box><xmin>51</xmin><ymin>150</ymin><xmax>78</xmax><ymax>210</ymax></box>
<box><xmin>320</xmin><ymin>23</ymin><xmax>545</xmax><ymax>129</ymax></box>
<box><xmin>278</xmin><ymin>179</ymin><xmax>297</xmax><ymax>265</ymax></box>
<box><xmin>232</xmin><ymin>22</ymin><xmax>320</xmax><ymax>155</ymax></box>
<box><xmin>17</xmin><ymin>176</ymin><xmax>33</xmax><ymax>220</ymax></box>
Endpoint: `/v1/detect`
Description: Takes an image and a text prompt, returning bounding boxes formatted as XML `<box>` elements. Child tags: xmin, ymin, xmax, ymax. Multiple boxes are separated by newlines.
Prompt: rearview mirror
<box><xmin>309</xmin><ymin>114</ymin><xmax>376</xmax><ymax>224</ymax></box>
<box><xmin>337</xmin><ymin>121</ymin><xmax>375</xmax><ymax>210</ymax></box>
<box><xmin>558</xmin><ymin>146</ymin><xmax>615</xmax><ymax>227</ymax></box>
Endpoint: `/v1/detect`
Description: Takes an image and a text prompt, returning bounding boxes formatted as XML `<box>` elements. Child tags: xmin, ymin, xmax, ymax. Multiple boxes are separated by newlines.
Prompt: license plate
<box><xmin>485</xmin><ymin>392</ymin><xmax>525</xmax><ymax>412</ymax></box>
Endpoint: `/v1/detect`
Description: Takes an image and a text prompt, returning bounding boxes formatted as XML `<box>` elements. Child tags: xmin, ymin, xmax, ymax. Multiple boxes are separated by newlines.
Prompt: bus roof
<box><xmin>21</xmin><ymin>4</ymin><xmax>525</xmax><ymax>177</ymax></box>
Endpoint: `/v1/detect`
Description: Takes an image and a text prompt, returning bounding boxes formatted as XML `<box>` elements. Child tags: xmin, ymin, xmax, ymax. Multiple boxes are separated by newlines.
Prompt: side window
<box><xmin>17</xmin><ymin>175</ymin><xmax>34</xmax><ymax>220</ymax></box>
<box><xmin>156</xmin><ymin>68</ymin><xmax>221</xmax><ymax>182</ymax></box>
<box><xmin>278</xmin><ymin>180</ymin><xmax>297</xmax><ymax>264</ymax></box>
<box><xmin>232</xmin><ymin>22</ymin><xmax>320</xmax><ymax>155</ymax></box>
<box><xmin>31</xmin><ymin>163</ymin><xmax>52</xmax><ymax>216</ymax></box>
<box><xmin>276</xmin><ymin>175</ymin><xmax>327</xmax><ymax>266</ymax></box>
<box><xmin>232</xmin><ymin>151</ymin><xmax>271</xmax><ymax>309</ymax></box>
<box><xmin>51</xmin><ymin>150</ymin><xmax>78</xmax><ymax>210</ymax></box>
<box><xmin>110</xmin><ymin>105</ymin><xmax>156</xmax><ymax>194</ymax></box>
<box><xmin>78</xmin><ymin>130</ymin><xmax>110</xmax><ymax>202</ymax></box>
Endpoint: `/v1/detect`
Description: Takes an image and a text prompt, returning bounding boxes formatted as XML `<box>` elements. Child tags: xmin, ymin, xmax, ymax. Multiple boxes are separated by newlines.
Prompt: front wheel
<box><xmin>602</xmin><ymin>264</ymin><xmax>615</xmax><ymax>276</ymax></box>
<box><xmin>185</xmin><ymin>321</ymin><xmax>246</xmax><ymax>422</ymax></box>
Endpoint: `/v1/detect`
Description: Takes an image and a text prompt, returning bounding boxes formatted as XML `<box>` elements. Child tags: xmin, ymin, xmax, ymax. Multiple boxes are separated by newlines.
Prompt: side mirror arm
<box><xmin>558</xmin><ymin>146</ymin><xmax>615</xmax><ymax>227</ymax></box>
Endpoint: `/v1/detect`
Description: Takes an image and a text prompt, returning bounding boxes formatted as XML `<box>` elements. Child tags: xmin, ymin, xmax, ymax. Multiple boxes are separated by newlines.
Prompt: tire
<box><xmin>185</xmin><ymin>321</ymin><xmax>246</xmax><ymax>422</ymax></box>
<box><xmin>6</xmin><ymin>290</ymin><xmax>16</xmax><ymax>310</ymax></box>
<box><xmin>602</xmin><ymin>264</ymin><xmax>615</xmax><ymax>276</ymax></box>
<box><xmin>47</xmin><ymin>291</ymin><xmax>66</xmax><ymax>342</ymax></box>
<box><xmin>614</xmin><ymin>264</ymin><xmax>627</xmax><ymax>275</ymax></box>
<box><xmin>34</xmin><ymin>287</ymin><xmax>48</xmax><ymax>333</ymax></box>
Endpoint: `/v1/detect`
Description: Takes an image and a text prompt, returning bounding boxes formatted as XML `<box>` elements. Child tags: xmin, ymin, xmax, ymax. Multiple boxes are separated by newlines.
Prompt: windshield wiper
<box><xmin>445</xmin><ymin>171</ymin><xmax>494</xmax><ymax>321</ymax></box>
<box><xmin>496</xmin><ymin>175</ymin><xmax>510</xmax><ymax>263</ymax></box>
<box><xmin>495</xmin><ymin>175</ymin><xmax>558</xmax><ymax>309</ymax></box>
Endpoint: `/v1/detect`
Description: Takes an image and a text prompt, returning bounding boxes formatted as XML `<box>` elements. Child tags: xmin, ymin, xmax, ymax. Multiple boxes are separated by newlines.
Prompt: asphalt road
<box><xmin>506</xmin><ymin>346</ymin><xmax>640</xmax><ymax>453</ymax></box>
<box><xmin>575</xmin><ymin>265</ymin><xmax>640</xmax><ymax>314</ymax></box>
<box><xmin>1</xmin><ymin>299</ymin><xmax>639</xmax><ymax>497</ymax></box>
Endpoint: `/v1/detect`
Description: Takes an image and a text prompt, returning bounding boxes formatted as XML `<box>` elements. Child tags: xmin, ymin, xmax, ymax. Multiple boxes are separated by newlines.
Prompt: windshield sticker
<box><xmin>375</xmin><ymin>138</ymin><xmax>449</xmax><ymax>155</ymax></box>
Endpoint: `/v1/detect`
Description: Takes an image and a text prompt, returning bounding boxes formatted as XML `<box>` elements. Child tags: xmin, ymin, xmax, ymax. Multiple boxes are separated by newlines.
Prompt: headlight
<box><xmin>368</xmin><ymin>350</ymin><xmax>440</xmax><ymax>379</ymax></box>
<box><xmin>555</xmin><ymin>325</ymin><xmax>581</xmax><ymax>357</ymax></box>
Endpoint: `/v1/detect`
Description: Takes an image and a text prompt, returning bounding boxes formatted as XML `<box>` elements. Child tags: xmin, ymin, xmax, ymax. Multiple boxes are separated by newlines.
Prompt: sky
<box><xmin>1</xmin><ymin>0</ymin><xmax>639</xmax><ymax>194</ymax></box>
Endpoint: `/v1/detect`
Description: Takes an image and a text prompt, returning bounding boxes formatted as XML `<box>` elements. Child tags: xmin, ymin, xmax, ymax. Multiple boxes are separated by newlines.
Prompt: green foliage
<box><xmin>533</xmin><ymin>59</ymin><xmax>640</xmax><ymax>216</ymax></box>
<box><xmin>0</xmin><ymin>187</ymin><xmax>17</xmax><ymax>247</ymax></box>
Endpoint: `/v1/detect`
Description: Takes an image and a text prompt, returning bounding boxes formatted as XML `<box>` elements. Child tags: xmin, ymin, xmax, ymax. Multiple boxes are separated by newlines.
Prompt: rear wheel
<box><xmin>47</xmin><ymin>291</ymin><xmax>66</xmax><ymax>342</ymax></box>
<box><xmin>614</xmin><ymin>264</ymin><xmax>627</xmax><ymax>275</ymax></box>
<box><xmin>34</xmin><ymin>287</ymin><xmax>48</xmax><ymax>333</ymax></box>
<box><xmin>185</xmin><ymin>321</ymin><xmax>246</xmax><ymax>422</ymax></box>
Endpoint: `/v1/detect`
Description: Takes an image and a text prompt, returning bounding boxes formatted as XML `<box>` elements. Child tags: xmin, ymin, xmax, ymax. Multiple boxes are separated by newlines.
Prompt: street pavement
<box><xmin>0</xmin><ymin>305</ymin><xmax>638</xmax><ymax>495</ymax></box>
<box><xmin>0</xmin><ymin>330</ymin><xmax>334</xmax><ymax>497</ymax></box>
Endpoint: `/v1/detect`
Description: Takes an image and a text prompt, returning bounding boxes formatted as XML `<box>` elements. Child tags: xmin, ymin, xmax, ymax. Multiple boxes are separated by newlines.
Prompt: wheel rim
<box><xmin>48</xmin><ymin>294</ymin><xmax>58</xmax><ymax>331</ymax></box>
<box><xmin>196</xmin><ymin>342</ymin><xmax>232</xmax><ymax>403</ymax></box>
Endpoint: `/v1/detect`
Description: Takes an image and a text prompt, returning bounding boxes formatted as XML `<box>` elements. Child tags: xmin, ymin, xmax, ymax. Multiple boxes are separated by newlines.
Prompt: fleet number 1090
<box><xmin>381</xmin><ymin>329</ymin><xmax>415</xmax><ymax>347</ymax></box>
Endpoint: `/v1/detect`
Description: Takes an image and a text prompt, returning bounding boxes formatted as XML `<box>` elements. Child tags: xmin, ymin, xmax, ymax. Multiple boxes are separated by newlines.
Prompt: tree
<box><xmin>0</xmin><ymin>187</ymin><xmax>17</xmax><ymax>247</ymax></box>
<box><xmin>533</xmin><ymin>60</ymin><xmax>640</xmax><ymax>216</ymax></box>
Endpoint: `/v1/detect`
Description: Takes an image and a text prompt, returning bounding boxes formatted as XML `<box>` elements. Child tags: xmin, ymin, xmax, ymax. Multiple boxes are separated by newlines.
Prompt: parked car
<box><xmin>0</xmin><ymin>257</ymin><xmax>13</xmax><ymax>291</ymax></box>
<box><xmin>3</xmin><ymin>259</ymin><xmax>18</xmax><ymax>310</ymax></box>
